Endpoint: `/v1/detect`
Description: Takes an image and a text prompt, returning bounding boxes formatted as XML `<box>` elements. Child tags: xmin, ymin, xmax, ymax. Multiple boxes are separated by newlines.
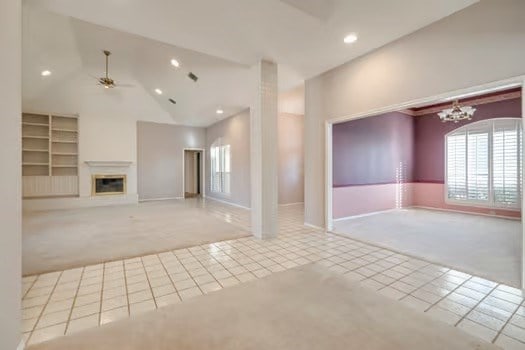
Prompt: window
<box><xmin>446</xmin><ymin>118</ymin><xmax>522</xmax><ymax>209</ymax></box>
<box><xmin>210</xmin><ymin>139</ymin><xmax>231</xmax><ymax>194</ymax></box>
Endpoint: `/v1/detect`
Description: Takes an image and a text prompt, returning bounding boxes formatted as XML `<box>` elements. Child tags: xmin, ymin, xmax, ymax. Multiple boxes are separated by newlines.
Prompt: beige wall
<box><xmin>206</xmin><ymin>110</ymin><xmax>251</xmax><ymax>208</ymax></box>
<box><xmin>0</xmin><ymin>0</ymin><xmax>22</xmax><ymax>348</ymax></box>
<box><xmin>305</xmin><ymin>0</ymin><xmax>525</xmax><ymax>227</ymax></box>
<box><xmin>137</xmin><ymin>122</ymin><xmax>205</xmax><ymax>200</ymax></box>
<box><xmin>205</xmin><ymin>109</ymin><xmax>304</xmax><ymax>208</ymax></box>
<box><xmin>278</xmin><ymin>113</ymin><xmax>304</xmax><ymax>204</ymax></box>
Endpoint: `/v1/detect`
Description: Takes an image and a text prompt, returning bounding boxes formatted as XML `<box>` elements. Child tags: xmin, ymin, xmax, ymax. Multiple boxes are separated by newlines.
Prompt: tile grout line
<box><xmin>97</xmin><ymin>263</ymin><xmax>106</xmax><ymax>326</ymax></box>
<box><xmin>492</xmin><ymin>297</ymin><xmax>525</xmax><ymax>344</ymax></box>
<box><xmin>378</xmin><ymin>260</ymin><xmax>436</xmax><ymax>293</ymax></box>
<box><xmin>22</xmin><ymin>277</ymin><xmax>40</xmax><ymax>300</ymax></box>
<box><xmin>122</xmin><ymin>260</ymin><xmax>131</xmax><ymax>317</ymax></box>
<box><xmin>452</xmin><ymin>283</ymin><xmax>499</xmax><ymax>329</ymax></box>
<box><xmin>186</xmin><ymin>248</ymin><xmax>235</xmax><ymax>289</ymax></box>
<box><xmin>25</xmin><ymin>271</ymin><xmax>64</xmax><ymax>345</ymax></box>
<box><xmin>332</xmin><ymin>249</ymin><xmax>420</xmax><ymax>288</ymax></box>
<box><xmin>402</xmin><ymin>269</ymin><xmax>463</xmax><ymax>305</ymax></box>
<box><xmin>169</xmin><ymin>250</ymin><xmax>205</xmax><ymax>295</ymax></box>
<box><xmin>156</xmin><ymin>253</ymin><xmax>183</xmax><ymax>302</ymax></box>
<box><xmin>63</xmin><ymin>267</ymin><xmax>86</xmax><ymax>335</ymax></box>
<box><xmin>214</xmin><ymin>244</ymin><xmax>275</xmax><ymax>280</ymax></box>
<box><xmin>421</xmin><ymin>276</ymin><xmax>473</xmax><ymax>314</ymax></box>
<box><xmin>139</xmin><ymin>256</ymin><xmax>158</xmax><ymax>310</ymax></box>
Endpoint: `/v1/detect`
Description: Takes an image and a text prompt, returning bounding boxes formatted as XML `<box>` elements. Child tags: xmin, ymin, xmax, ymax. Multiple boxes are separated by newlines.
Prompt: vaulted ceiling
<box><xmin>22</xmin><ymin>0</ymin><xmax>478</xmax><ymax>126</ymax></box>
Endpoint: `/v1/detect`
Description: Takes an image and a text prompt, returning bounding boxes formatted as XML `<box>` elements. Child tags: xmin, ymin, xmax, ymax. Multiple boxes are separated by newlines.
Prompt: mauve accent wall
<box><xmin>332</xmin><ymin>97</ymin><xmax>522</xmax><ymax>219</ymax></box>
<box><xmin>414</xmin><ymin>98</ymin><xmax>522</xmax><ymax>183</ymax></box>
<box><xmin>333</xmin><ymin>112</ymin><xmax>414</xmax><ymax>186</ymax></box>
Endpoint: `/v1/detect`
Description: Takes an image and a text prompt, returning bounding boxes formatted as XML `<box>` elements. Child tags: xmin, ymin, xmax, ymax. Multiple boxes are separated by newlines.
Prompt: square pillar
<box><xmin>250</xmin><ymin>60</ymin><xmax>278</xmax><ymax>239</ymax></box>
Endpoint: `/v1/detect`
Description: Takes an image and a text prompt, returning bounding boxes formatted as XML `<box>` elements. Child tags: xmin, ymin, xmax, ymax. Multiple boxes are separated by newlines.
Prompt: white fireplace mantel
<box><xmin>84</xmin><ymin>161</ymin><xmax>133</xmax><ymax>167</ymax></box>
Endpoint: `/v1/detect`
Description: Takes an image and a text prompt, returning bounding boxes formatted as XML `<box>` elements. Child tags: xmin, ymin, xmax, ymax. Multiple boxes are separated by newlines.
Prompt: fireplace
<box><xmin>92</xmin><ymin>175</ymin><xmax>126</xmax><ymax>196</ymax></box>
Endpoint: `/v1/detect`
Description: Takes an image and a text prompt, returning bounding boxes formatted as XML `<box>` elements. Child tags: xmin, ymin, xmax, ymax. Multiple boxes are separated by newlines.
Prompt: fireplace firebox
<box><xmin>92</xmin><ymin>175</ymin><xmax>126</xmax><ymax>196</ymax></box>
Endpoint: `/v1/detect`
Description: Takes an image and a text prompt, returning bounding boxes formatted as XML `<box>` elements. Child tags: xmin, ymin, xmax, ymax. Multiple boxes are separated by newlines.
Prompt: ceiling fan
<box><xmin>96</xmin><ymin>50</ymin><xmax>133</xmax><ymax>89</ymax></box>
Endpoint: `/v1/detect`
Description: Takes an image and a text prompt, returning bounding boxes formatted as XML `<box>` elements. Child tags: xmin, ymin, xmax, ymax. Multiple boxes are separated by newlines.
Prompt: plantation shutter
<box><xmin>493</xmin><ymin>120</ymin><xmax>520</xmax><ymax>206</ymax></box>
<box><xmin>210</xmin><ymin>140</ymin><xmax>231</xmax><ymax>194</ymax></box>
<box><xmin>447</xmin><ymin>132</ymin><xmax>467</xmax><ymax>200</ymax></box>
<box><xmin>211</xmin><ymin>145</ymin><xmax>220</xmax><ymax>192</ymax></box>
<box><xmin>446</xmin><ymin>118</ymin><xmax>522</xmax><ymax>209</ymax></box>
<box><xmin>466</xmin><ymin>130</ymin><xmax>489</xmax><ymax>201</ymax></box>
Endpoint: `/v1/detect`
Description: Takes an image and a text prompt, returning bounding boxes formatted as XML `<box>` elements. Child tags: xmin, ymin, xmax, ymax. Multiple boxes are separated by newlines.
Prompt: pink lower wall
<box><xmin>333</xmin><ymin>183</ymin><xmax>414</xmax><ymax>219</ymax></box>
<box><xmin>333</xmin><ymin>182</ymin><xmax>520</xmax><ymax>219</ymax></box>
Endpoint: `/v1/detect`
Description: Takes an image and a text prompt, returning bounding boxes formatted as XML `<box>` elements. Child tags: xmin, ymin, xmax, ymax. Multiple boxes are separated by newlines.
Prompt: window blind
<box><xmin>493</xmin><ymin>120</ymin><xmax>520</xmax><ymax>206</ymax></box>
<box><xmin>446</xmin><ymin>118</ymin><xmax>522</xmax><ymax>209</ymax></box>
<box><xmin>210</xmin><ymin>140</ymin><xmax>231</xmax><ymax>194</ymax></box>
<box><xmin>447</xmin><ymin>132</ymin><xmax>467</xmax><ymax>200</ymax></box>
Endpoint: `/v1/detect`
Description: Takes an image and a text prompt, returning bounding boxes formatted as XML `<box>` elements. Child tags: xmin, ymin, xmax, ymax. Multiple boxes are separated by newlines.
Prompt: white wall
<box><xmin>137</xmin><ymin>122</ymin><xmax>206</xmax><ymax>200</ymax></box>
<box><xmin>78</xmin><ymin>113</ymin><xmax>138</xmax><ymax>199</ymax></box>
<box><xmin>305</xmin><ymin>0</ymin><xmax>525</xmax><ymax>227</ymax></box>
<box><xmin>206</xmin><ymin>110</ymin><xmax>251</xmax><ymax>208</ymax></box>
<box><xmin>22</xmin><ymin>72</ymin><xmax>175</xmax><ymax>210</ymax></box>
<box><xmin>0</xmin><ymin>0</ymin><xmax>22</xmax><ymax>348</ymax></box>
<box><xmin>278</xmin><ymin>113</ymin><xmax>304</xmax><ymax>204</ymax></box>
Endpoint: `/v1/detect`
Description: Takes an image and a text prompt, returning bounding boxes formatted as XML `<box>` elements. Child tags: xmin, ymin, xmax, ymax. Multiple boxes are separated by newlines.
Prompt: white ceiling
<box><xmin>23</xmin><ymin>0</ymin><xmax>478</xmax><ymax>126</ymax></box>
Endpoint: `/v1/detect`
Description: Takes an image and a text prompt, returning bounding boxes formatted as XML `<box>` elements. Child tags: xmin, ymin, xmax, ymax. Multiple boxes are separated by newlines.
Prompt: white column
<box><xmin>250</xmin><ymin>60</ymin><xmax>278</xmax><ymax>239</ymax></box>
<box><xmin>0</xmin><ymin>0</ymin><xmax>22</xmax><ymax>349</ymax></box>
<box><xmin>522</xmin><ymin>80</ymin><xmax>525</xmax><ymax>290</ymax></box>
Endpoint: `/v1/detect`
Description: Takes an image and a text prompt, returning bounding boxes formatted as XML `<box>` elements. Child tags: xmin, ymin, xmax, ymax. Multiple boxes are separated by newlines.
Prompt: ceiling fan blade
<box><xmin>114</xmin><ymin>83</ymin><xmax>135</xmax><ymax>88</ymax></box>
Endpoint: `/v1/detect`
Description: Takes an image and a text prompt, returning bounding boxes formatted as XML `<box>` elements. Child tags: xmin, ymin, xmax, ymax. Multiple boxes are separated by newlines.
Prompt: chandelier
<box><xmin>438</xmin><ymin>100</ymin><xmax>476</xmax><ymax>123</ymax></box>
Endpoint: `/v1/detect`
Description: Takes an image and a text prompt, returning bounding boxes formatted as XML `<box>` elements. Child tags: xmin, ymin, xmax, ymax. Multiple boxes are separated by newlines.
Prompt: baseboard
<box><xmin>23</xmin><ymin>193</ymin><xmax>139</xmax><ymax>212</ymax></box>
<box><xmin>205</xmin><ymin>196</ymin><xmax>251</xmax><ymax>210</ymax></box>
<box><xmin>17</xmin><ymin>338</ymin><xmax>25</xmax><ymax>350</ymax></box>
<box><xmin>139</xmin><ymin>196</ymin><xmax>183</xmax><ymax>202</ymax></box>
<box><xmin>279</xmin><ymin>202</ymin><xmax>304</xmax><ymax>207</ymax></box>
<box><xmin>303</xmin><ymin>222</ymin><xmax>325</xmax><ymax>231</ymax></box>
<box><xmin>333</xmin><ymin>208</ymin><xmax>400</xmax><ymax>221</ymax></box>
<box><xmin>413</xmin><ymin>205</ymin><xmax>521</xmax><ymax>220</ymax></box>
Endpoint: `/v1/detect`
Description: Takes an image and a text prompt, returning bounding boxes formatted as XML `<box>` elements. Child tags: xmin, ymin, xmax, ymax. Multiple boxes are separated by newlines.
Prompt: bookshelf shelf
<box><xmin>22</xmin><ymin>113</ymin><xmax>79</xmax><ymax>194</ymax></box>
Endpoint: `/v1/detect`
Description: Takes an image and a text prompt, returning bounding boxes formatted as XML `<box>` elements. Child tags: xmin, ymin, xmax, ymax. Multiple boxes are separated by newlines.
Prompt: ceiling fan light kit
<box><xmin>96</xmin><ymin>50</ymin><xmax>135</xmax><ymax>89</ymax></box>
<box><xmin>98</xmin><ymin>50</ymin><xmax>116</xmax><ymax>88</ymax></box>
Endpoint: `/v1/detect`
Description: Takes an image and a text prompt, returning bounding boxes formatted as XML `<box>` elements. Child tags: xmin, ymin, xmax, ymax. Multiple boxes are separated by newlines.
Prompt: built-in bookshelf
<box><xmin>22</xmin><ymin>113</ymin><xmax>79</xmax><ymax>198</ymax></box>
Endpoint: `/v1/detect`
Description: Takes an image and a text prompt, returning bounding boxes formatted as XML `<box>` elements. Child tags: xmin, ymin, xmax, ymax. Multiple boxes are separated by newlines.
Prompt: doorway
<box><xmin>325</xmin><ymin>79</ymin><xmax>525</xmax><ymax>288</ymax></box>
<box><xmin>183</xmin><ymin>149</ymin><xmax>203</xmax><ymax>198</ymax></box>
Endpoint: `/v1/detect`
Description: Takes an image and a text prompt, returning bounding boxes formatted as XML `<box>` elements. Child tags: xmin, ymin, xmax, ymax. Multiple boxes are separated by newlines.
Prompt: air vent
<box><xmin>188</xmin><ymin>72</ymin><xmax>198</xmax><ymax>82</ymax></box>
<box><xmin>168</xmin><ymin>98</ymin><xmax>176</xmax><ymax>104</ymax></box>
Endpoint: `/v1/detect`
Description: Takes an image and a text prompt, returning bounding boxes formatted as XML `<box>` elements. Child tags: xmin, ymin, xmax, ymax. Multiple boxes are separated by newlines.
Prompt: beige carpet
<box><xmin>334</xmin><ymin>208</ymin><xmax>522</xmax><ymax>287</ymax></box>
<box><xmin>29</xmin><ymin>264</ymin><xmax>497</xmax><ymax>350</ymax></box>
<box><xmin>23</xmin><ymin>199</ymin><xmax>250</xmax><ymax>276</ymax></box>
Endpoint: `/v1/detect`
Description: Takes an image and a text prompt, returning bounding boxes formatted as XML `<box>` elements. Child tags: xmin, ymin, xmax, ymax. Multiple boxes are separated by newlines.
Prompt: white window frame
<box><xmin>445</xmin><ymin>117</ymin><xmax>522</xmax><ymax>210</ymax></box>
<box><xmin>210</xmin><ymin>138</ymin><xmax>231</xmax><ymax>195</ymax></box>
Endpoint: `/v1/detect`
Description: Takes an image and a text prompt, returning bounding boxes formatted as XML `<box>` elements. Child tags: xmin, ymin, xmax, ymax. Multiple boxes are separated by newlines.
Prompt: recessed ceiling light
<box><xmin>216</xmin><ymin>109</ymin><xmax>224</xmax><ymax>115</ymax></box>
<box><xmin>170</xmin><ymin>59</ymin><xmax>180</xmax><ymax>68</ymax></box>
<box><xmin>155</xmin><ymin>88</ymin><xmax>163</xmax><ymax>95</ymax></box>
<box><xmin>41</xmin><ymin>70</ymin><xmax>52</xmax><ymax>76</ymax></box>
<box><xmin>343</xmin><ymin>33</ymin><xmax>358</xmax><ymax>44</ymax></box>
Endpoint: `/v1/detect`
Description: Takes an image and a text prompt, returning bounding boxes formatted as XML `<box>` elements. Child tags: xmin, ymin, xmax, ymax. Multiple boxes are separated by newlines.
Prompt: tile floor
<box><xmin>21</xmin><ymin>202</ymin><xmax>525</xmax><ymax>349</ymax></box>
